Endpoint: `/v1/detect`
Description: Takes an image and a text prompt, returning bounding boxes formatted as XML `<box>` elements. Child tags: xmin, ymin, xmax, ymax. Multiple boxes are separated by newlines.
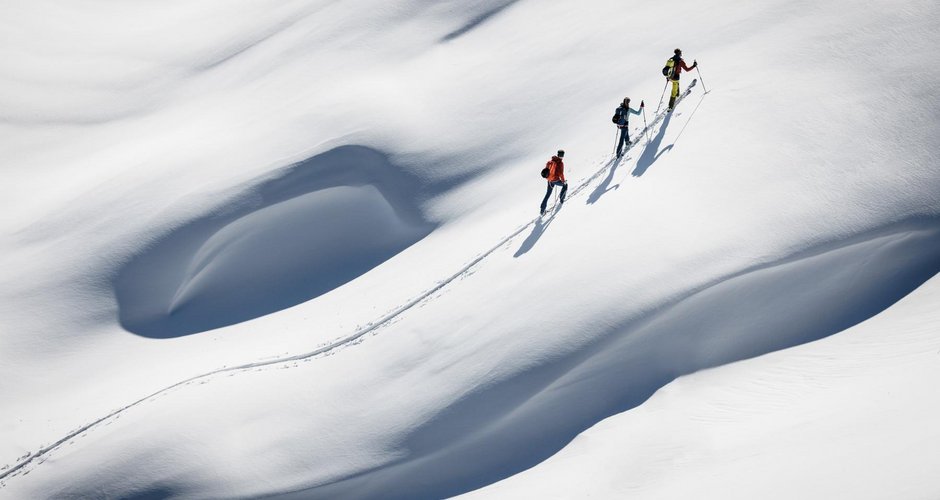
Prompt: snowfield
<box><xmin>2</xmin><ymin>0</ymin><xmax>939</xmax><ymax>499</ymax></box>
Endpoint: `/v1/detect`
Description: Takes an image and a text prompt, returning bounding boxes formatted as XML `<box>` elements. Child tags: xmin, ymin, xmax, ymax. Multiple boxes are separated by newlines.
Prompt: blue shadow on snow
<box><xmin>114</xmin><ymin>146</ymin><xmax>442</xmax><ymax>338</ymax></box>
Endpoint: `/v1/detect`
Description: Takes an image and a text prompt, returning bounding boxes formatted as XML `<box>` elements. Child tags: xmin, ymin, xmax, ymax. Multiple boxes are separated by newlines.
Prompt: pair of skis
<box><xmin>552</xmin><ymin>78</ymin><xmax>699</xmax><ymax>217</ymax></box>
<box><xmin>614</xmin><ymin>78</ymin><xmax>697</xmax><ymax>158</ymax></box>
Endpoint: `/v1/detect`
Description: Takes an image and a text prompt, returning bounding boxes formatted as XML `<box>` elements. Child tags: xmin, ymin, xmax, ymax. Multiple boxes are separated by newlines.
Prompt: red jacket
<box><xmin>670</xmin><ymin>55</ymin><xmax>695</xmax><ymax>80</ymax></box>
<box><xmin>546</xmin><ymin>156</ymin><xmax>565</xmax><ymax>182</ymax></box>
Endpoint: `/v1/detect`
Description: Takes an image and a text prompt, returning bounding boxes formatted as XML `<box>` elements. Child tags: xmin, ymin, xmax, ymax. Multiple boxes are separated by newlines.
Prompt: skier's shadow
<box><xmin>586</xmin><ymin>156</ymin><xmax>624</xmax><ymax>204</ymax></box>
<box><xmin>513</xmin><ymin>209</ymin><xmax>559</xmax><ymax>258</ymax></box>
<box><xmin>632</xmin><ymin>112</ymin><xmax>674</xmax><ymax>177</ymax></box>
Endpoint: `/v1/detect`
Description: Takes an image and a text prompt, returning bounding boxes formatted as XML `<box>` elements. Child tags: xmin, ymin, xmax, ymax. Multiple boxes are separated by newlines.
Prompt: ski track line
<box><xmin>0</xmin><ymin>85</ymin><xmax>702</xmax><ymax>486</ymax></box>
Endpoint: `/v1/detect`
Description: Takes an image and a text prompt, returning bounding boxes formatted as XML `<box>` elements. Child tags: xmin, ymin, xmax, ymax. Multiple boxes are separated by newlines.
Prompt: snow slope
<box><xmin>1</xmin><ymin>0</ymin><xmax>939</xmax><ymax>498</ymax></box>
<box><xmin>463</xmin><ymin>272</ymin><xmax>940</xmax><ymax>500</ymax></box>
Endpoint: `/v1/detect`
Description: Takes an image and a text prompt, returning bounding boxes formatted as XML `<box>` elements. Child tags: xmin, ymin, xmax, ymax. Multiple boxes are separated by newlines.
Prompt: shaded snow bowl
<box><xmin>115</xmin><ymin>146</ymin><xmax>434</xmax><ymax>338</ymax></box>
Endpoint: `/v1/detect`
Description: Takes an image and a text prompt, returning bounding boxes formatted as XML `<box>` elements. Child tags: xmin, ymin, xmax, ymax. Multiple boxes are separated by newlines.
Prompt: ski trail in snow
<box><xmin>0</xmin><ymin>84</ymin><xmax>703</xmax><ymax>486</ymax></box>
<box><xmin>569</xmin><ymin>80</ymin><xmax>697</xmax><ymax>199</ymax></box>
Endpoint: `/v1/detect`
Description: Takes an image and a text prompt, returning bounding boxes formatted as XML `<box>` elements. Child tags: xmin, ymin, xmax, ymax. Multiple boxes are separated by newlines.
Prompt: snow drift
<box><xmin>2</xmin><ymin>0</ymin><xmax>940</xmax><ymax>498</ymax></box>
<box><xmin>115</xmin><ymin>146</ymin><xmax>434</xmax><ymax>337</ymax></box>
<box><xmin>277</xmin><ymin>219</ymin><xmax>940</xmax><ymax>500</ymax></box>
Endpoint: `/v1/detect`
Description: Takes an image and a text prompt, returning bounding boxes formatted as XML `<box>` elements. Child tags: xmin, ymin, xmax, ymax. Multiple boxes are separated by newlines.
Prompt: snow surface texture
<box><xmin>2</xmin><ymin>0</ymin><xmax>940</xmax><ymax>499</ymax></box>
<box><xmin>116</xmin><ymin>146</ymin><xmax>435</xmax><ymax>337</ymax></box>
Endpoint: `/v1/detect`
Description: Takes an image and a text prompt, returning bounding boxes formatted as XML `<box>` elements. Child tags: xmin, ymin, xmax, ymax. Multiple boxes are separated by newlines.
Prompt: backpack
<box><xmin>662</xmin><ymin>58</ymin><xmax>675</xmax><ymax>78</ymax></box>
<box><xmin>541</xmin><ymin>159</ymin><xmax>555</xmax><ymax>178</ymax></box>
<box><xmin>611</xmin><ymin>107</ymin><xmax>624</xmax><ymax>124</ymax></box>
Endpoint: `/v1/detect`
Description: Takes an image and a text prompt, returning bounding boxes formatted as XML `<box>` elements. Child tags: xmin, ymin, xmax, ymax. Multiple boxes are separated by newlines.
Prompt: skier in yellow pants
<box><xmin>665</xmin><ymin>48</ymin><xmax>697</xmax><ymax>111</ymax></box>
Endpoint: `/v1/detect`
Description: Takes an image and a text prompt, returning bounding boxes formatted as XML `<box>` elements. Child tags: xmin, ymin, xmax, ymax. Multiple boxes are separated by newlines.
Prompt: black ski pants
<box><xmin>616</xmin><ymin>125</ymin><xmax>631</xmax><ymax>156</ymax></box>
<box><xmin>540</xmin><ymin>180</ymin><xmax>568</xmax><ymax>213</ymax></box>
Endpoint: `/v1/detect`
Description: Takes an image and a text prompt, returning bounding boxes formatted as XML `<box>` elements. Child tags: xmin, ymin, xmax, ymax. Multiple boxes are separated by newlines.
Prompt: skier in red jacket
<box><xmin>540</xmin><ymin>150</ymin><xmax>568</xmax><ymax>215</ymax></box>
<box><xmin>666</xmin><ymin>48</ymin><xmax>697</xmax><ymax>111</ymax></box>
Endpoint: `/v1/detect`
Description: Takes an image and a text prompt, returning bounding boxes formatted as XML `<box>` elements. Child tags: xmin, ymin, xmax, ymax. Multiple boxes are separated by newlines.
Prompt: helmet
<box><xmin>674</xmin><ymin>48</ymin><xmax>682</xmax><ymax>55</ymax></box>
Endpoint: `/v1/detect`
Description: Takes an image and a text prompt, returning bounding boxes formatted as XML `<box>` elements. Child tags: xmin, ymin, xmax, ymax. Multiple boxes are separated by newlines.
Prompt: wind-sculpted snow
<box><xmin>3</xmin><ymin>0</ymin><xmax>940</xmax><ymax>497</ymax></box>
<box><xmin>289</xmin><ymin>220</ymin><xmax>940</xmax><ymax>499</ymax></box>
<box><xmin>4</xmin><ymin>91</ymin><xmax>938</xmax><ymax>497</ymax></box>
<box><xmin>8</xmin><ymin>138</ymin><xmax>936</xmax><ymax>495</ymax></box>
<box><xmin>115</xmin><ymin>146</ymin><xmax>434</xmax><ymax>337</ymax></box>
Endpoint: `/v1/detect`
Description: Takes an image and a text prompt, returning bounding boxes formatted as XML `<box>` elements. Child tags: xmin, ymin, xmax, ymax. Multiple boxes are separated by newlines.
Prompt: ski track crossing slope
<box><xmin>5</xmin><ymin>0</ymin><xmax>940</xmax><ymax>497</ymax></box>
<box><xmin>0</xmin><ymin>82</ymin><xmax>703</xmax><ymax>485</ymax></box>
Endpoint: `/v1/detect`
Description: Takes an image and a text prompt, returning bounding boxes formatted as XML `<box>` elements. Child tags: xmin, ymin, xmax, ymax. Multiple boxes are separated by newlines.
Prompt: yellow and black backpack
<box><xmin>662</xmin><ymin>58</ymin><xmax>675</xmax><ymax>78</ymax></box>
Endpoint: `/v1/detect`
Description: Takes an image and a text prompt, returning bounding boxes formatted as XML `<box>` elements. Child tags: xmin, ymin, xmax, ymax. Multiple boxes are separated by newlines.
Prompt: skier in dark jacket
<box><xmin>665</xmin><ymin>48</ymin><xmax>697</xmax><ymax>111</ymax></box>
<box><xmin>613</xmin><ymin>97</ymin><xmax>644</xmax><ymax>157</ymax></box>
<box><xmin>540</xmin><ymin>150</ymin><xmax>567</xmax><ymax>215</ymax></box>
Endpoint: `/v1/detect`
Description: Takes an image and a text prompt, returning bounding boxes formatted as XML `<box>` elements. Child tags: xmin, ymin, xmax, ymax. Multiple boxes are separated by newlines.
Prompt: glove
<box><xmin>692</xmin><ymin>60</ymin><xmax>698</xmax><ymax>68</ymax></box>
<box><xmin>640</xmin><ymin>100</ymin><xmax>645</xmax><ymax>107</ymax></box>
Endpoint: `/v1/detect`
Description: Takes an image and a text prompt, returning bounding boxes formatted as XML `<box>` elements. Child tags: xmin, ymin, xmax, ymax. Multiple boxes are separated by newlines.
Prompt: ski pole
<box><xmin>655</xmin><ymin>80</ymin><xmax>668</xmax><ymax>113</ymax></box>
<box><xmin>641</xmin><ymin>103</ymin><xmax>650</xmax><ymax>144</ymax></box>
<box><xmin>695</xmin><ymin>62</ymin><xmax>708</xmax><ymax>93</ymax></box>
<box><xmin>613</xmin><ymin>127</ymin><xmax>619</xmax><ymax>156</ymax></box>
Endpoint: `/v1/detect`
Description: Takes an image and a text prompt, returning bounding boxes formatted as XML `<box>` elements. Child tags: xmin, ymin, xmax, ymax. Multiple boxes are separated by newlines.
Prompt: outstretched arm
<box><xmin>680</xmin><ymin>59</ymin><xmax>697</xmax><ymax>71</ymax></box>
<box><xmin>629</xmin><ymin>100</ymin><xmax>645</xmax><ymax>115</ymax></box>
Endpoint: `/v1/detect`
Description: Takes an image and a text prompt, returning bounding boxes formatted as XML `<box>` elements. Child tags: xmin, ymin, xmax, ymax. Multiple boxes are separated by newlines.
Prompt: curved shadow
<box><xmin>114</xmin><ymin>146</ymin><xmax>437</xmax><ymax>338</ymax></box>
<box><xmin>513</xmin><ymin>210</ymin><xmax>559</xmax><ymax>258</ymax></box>
<box><xmin>632</xmin><ymin>112</ymin><xmax>674</xmax><ymax>177</ymax></box>
<box><xmin>585</xmin><ymin>155</ymin><xmax>623</xmax><ymax>204</ymax></box>
<box><xmin>440</xmin><ymin>1</ymin><xmax>521</xmax><ymax>42</ymax></box>
<box><xmin>292</xmin><ymin>219</ymin><xmax>940</xmax><ymax>500</ymax></box>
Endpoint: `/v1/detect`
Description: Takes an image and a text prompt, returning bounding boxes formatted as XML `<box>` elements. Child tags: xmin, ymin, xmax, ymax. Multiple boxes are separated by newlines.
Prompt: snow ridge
<box><xmin>0</xmin><ymin>90</ymin><xmax>699</xmax><ymax>483</ymax></box>
<box><xmin>295</xmin><ymin>220</ymin><xmax>940</xmax><ymax>499</ymax></box>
